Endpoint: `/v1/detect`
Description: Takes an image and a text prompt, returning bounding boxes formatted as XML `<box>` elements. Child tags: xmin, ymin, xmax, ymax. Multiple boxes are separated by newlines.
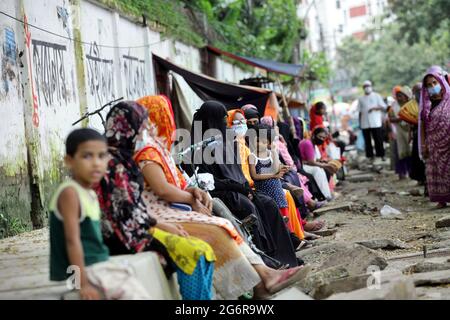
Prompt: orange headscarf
<box><xmin>134</xmin><ymin>95</ymin><xmax>187</xmax><ymax>190</ymax></box>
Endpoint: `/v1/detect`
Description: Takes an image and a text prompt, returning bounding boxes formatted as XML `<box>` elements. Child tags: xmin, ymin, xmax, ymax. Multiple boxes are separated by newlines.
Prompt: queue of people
<box><xmin>359</xmin><ymin>66</ymin><xmax>450</xmax><ymax>209</ymax></box>
<box><xmin>48</xmin><ymin>65</ymin><xmax>449</xmax><ymax>300</ymax></box>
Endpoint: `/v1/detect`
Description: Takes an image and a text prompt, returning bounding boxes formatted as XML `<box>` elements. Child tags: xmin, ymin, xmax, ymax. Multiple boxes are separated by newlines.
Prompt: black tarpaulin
<box><xmin>153</xmin><ymin>54</ymin><xmax>272</xmax><ymax>116</ymax></box>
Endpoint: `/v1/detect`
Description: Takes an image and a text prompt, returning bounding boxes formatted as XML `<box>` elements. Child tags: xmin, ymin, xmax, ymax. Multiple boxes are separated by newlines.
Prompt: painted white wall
<box><xmin>0</xmin><ymin>0</ymin><xmax>254</xmax><ymax>225</ymax></box>
<box><xmin>0</xmin><ymin>0</ymin><xmax>27</xmax><ymax>172</ymax></box>
<box><xmin>24</xmin><ymin>0</ymin><xmax>81</xmax><ymax>177</ymax></box>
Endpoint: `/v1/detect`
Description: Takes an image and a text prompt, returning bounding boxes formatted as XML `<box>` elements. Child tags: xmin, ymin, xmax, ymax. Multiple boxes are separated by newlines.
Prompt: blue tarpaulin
<box><xmin>207</xmin><ymin>46</ymin><xmax>305</xmax><ymax>77</ymax></box>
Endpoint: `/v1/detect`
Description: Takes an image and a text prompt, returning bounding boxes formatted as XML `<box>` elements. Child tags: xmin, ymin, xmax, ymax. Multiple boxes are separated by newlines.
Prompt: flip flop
<box><xmin>267</xmin><ymin>265</ymin><xmax>312</xmax><ymax>294</ymax></box>
<box><xmin>296</xmin><ymin>240</ymin><xmax>313</xmax><ymax>251</ymax></box>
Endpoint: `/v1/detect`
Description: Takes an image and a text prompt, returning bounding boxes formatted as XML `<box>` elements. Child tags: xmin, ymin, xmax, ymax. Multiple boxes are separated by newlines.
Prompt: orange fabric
<box><xmin>284</xmin><ymin>191</ymin><xmax>305</xmax><ymax>240</ymax></box>
<box><xmin>227</xmin><ymin>109</ymin><xmax>255</xmax><ymax>187</ymax></box>
<box><xmin>135</xmin><ymin>95</ymin><xmax>187</xmax><ymax>190</ymax></box>
<box><xmin>134</xmin><ymin>146</ymin><xmax>187</xmax><ymax>190</ymax></box>
<box><xmin>227</xmin><ymin>109</ymin><xmax>245</xmax><ymax>127</ymax></box>
<box><xmin>137</xmin><ymin>95</ymin><xmax>175</xmax><ymax>149</ymax></box>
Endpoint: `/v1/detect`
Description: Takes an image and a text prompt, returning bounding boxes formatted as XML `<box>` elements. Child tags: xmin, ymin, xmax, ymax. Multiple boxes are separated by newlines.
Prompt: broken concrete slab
<box><xmin>436</xmin><ymin>216</ymin><xmax>450</xmax><ymax>228</ymax></box>
<box><xmin>310</xmin><ymin>273</ymin><xmax>369</xmax><ymax>300</ymax></box>
<box><xmin>356</xmin><ymin>239</ymin><xmax>410</xmax><ymax>250</ymax></box>
<box><xmin>311</xmin><ymin>228</ymin><xmax>338</xmax><ymax>237</ymax></box>
<box><xmin>312</xmin><ymin>269</ymin><xmax>407</xmax><ymax>299</ymax></box>
<box><xmin>347</xmin><ymin>174</ymin><xmax>375</xmax><ymax>183</ymax></box>
<box><xmin>428</xmin><ymin>239</ymin><xmax>450</xmax><ymax>250</ymax></box>
<box><xmin>320</xmin><ymin>243</ymin><xmax>388</xmax><ymax>275</ymax></box>
<box><xmin>412</xmin><ymin>270</ymin><xmax>450</xmax><ymax>286</ymax></box>
<box><xmin>403</xmin><ymin>261</ymin><xmax>450</xmax><ymax>274</ymax></box>
<box><xmin>326</xmin><ymin>276</ymin><xmax>417</xmax><ymax>300</ymax></box>
<box><xmin>271</xmin><ymin>287</ymin><xmax>313</xmax><ymax>300</ymax></box>
<box><xmin>297</xmin><ymin>266</ymin><xmax>350</xmax><ymax>295</ymax></box>
<box><xmin>313</xmin><ymin>202</ymin><xmax>352</xmax><ymax>216</ymax></box>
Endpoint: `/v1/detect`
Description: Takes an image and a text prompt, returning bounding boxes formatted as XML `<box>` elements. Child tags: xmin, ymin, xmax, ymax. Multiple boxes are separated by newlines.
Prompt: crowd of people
<box><xmin>357</xmin><ymin>65</ymin><xmax>450</xmax><ymax>209</ymax></box>
<box><xmin>48</xmin><ymin>64</ymin><xmax>449</xmax><ymax>300</ymax></box>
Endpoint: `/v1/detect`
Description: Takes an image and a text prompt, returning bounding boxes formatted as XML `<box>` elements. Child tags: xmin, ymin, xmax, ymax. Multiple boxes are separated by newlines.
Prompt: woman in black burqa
<box><xmin>189</xmin><ymin>101</ymin><xmax>299</xmax><ymax>268</ymax></box>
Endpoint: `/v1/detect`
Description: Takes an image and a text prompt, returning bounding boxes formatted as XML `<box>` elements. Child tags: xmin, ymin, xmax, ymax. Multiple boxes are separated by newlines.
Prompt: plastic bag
<box><xmin>380</xmin><ymin>205</ymin><xmax>402</xmax><ymax>218</ymax></box>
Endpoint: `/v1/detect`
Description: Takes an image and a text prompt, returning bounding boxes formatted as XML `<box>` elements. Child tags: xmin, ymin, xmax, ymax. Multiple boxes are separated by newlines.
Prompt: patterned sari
<box><xmin>420</xmin><ymin>70</ymin><xmax>450</xmax><ymax>203</ymax></box>
<box><xmin>96</xmin><ymin>101</ymin><xmax>215</xmax><ymax>300</ymax></box>
<box><xmin>134</xmin><ymin>96</ymin><xmax>261</xmax><ymax>299</ymax></box>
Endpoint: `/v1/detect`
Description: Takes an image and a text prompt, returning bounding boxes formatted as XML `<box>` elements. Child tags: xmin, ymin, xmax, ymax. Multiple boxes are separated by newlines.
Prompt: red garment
<box><xmin>309</xmin><ymin>104</ymin><xmax>324</xmax><ymax>132</ymax></box>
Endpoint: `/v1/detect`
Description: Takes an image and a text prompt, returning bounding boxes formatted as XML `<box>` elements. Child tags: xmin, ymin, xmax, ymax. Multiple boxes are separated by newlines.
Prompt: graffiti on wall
<box><xmin>86</xmin><ymin>42</ymin><xmax>115</xmax><ymax>106</ymax></box>
<box><xmin>56</xmin><ymin>6</ymin><xmax>71</xmax><ymax>38</ymax></box>
<box><xmin>123</xmin><ymin>54</ymin><xmax>146</xmax><ymax>98</ymax></box>
<box><xmin>1</xmin><ymin>27</ymin><xmax>18</xmax><ymax>98</ymax></box>
<box><xmin>32</xmin><ymin>39</ymin><xmax>70</xmax><ymax>107</ymax></box>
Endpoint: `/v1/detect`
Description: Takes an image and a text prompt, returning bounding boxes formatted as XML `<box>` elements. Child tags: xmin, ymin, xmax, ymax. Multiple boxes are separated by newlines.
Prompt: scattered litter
<box><xmin>397</xmin><ymin>191</ymin><xmax>410</xmax><ymax>196</ymax></box>
<box><xmin>380</xmin><ymin>205</ymin><xmax>402</xmax><ymax>218</ymax></box>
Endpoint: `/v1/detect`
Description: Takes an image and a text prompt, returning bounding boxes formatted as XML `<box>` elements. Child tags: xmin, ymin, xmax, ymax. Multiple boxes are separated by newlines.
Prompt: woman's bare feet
<box><xmin>303</xmin><ymin>220</ymin><xmax>325</xmax><ymax>232</ymax></box>
<box><xmin>253</xmin><ymin>264</ymin><xmax>311</xmax><ymax>295</ymax></box>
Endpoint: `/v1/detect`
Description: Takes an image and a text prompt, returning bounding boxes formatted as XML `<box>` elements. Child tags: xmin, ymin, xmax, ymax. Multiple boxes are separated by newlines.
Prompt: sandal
<box><xmin>436</xmin><ymin>202</ymin><xmax>448</xmax><ymax>209</ymax></box>
<box><xmin>296</xmin><ymin>240</ymin><xmax>313</xmax><ymax>251</ymax></box>
<box><xmin>267</xmin><ymin>265</ymin><xmax>312</xmax><ymax>294</ymax></box>
<box><xmin>313</xmin><ymin>200</ymin><xmax>327</xmax><ymax>211</ymax></box>
<box><xmin>304</xmin><ymin>232</ymin><xmax>321</xmax><ymax>240</ymax></box>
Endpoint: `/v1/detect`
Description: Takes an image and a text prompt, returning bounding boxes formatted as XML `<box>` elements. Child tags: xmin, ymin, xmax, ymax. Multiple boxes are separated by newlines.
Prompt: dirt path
<box><xmin>0</xmin><ymin>167</ymin><xmax>449</xmax><ymax>299</ymax></box>
<box><xmin>314</xmin><ymin>169</ymin><xmax>450</xmax><ymax>260</ymax></box>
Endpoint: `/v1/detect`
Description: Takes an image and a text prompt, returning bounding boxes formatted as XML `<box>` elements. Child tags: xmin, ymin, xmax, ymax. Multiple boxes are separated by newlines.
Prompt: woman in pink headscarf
<box><xmin>419</xmin><ymin>66</ymin><xmax>450</xmax><ymax>208</ymax></box>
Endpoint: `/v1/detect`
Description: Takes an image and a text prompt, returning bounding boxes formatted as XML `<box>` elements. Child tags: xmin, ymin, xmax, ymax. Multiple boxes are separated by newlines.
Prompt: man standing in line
<box><xmin>357</xmin><ymin>80</ymin><xmax>387</xmax><ymax>161</ymax></box>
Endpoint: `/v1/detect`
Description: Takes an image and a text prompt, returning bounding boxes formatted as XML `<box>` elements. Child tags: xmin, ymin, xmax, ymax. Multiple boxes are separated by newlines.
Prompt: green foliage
<box><xmin>302</xmin><ymin>51</ymin><xmax>332</xmax><ymax>85</ymax></box>
<box><xmin>0</xmin><ymin>213</ymin><xmax>30</xmax><ymax>238</ymax></box>
<box><xmin>185</xmin><ymin>0</ymin><xmax>304</xmax><ymax>63</ymax></box>
<box><xmin>336</xmin><ymin>1</ymin><xmax>450</xmax><ymax>95</ymax></box>
<box><xmin>390</xmin><ymin>0</ymin><xmax>450</xmax><ymax>45</ymax></box>
<box><xmin>110</xmin><ymin>0</ymin><xmax>205</xmax><ymax>47</ymax></box>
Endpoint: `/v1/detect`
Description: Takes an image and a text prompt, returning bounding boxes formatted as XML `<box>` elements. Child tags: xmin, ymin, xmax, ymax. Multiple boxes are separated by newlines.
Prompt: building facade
<box><xmin>298</xmin><ymin>0</ymin><xmax>389</xmax><ymax>62</ymax></box>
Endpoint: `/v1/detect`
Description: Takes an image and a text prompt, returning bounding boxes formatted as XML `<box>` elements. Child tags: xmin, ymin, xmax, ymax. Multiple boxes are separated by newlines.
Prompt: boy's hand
<box><xmin>80</xmin><ymin>283</ymin><xmax>101</xmax><ymax>300</ymax></box>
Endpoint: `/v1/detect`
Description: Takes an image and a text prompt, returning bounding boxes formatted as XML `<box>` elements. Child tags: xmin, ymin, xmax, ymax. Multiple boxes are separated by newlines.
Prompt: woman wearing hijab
<box><xmin>259</xmin><ymin>116</ymin><xmax>326</xmax><ymax>228</ymax></box>
<box><xmin>293</xmin><ymin>117</ymin><xmax>328</xmax><ymax>202</ymax></box>
<box><xmin>420</xmin><ymin>67</ymin><xmax>450</xmax><ymax>209</ymax></box>
<box><xmin>96</xmin><ymin>101</ymin><xmax>216</xmax><ymax>300</ymax></box>
<box><xmin>191</xmin><ymin>101</ymin><xmax>300</xmax><ymax>269</ymax></box>
<box><xmin>309</xmin><ymin>102</ymin><xmax>326</xmax><ymax>132</ymax></box>
<box><xmin>389</xmin><ymin>86</ymin><xmax>413</xmax><ymax>179</ymax></box>
<box><xmin>228</xmin><ymin>110</ymin><xmax>308</xmax><ymax>241</ymax></box>
<box><xmin>299</xmin><ymin>127</ymin><xmax>337</xmax><ymax>200</ymax></box>
<box><xmin>134</xmin><ymin>96</ymin><xmax>310</xmax><ymax>299</ymax></box>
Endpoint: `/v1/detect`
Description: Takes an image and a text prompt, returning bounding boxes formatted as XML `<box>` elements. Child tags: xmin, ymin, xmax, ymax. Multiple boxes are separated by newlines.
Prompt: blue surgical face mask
<box><xmin>232</xmin><ymin>124</ymin><xmax>248</xmax><ymax>137</ymax></box>
<box><xmin>427</xmin><ymin>84</ymin><xmax>442</xmax><ymax>97</ymax></box>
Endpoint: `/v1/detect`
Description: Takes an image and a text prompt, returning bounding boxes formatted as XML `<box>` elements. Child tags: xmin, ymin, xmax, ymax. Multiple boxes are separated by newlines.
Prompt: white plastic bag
<box><xmin>327</xmin><ymin>143</ymin><xmax>341</xmax><ymax>160</ymax></box>
<box><xmin>380</xmin><ymin>205</ymin><xmax>402</xmax><ymax>218</ymax></box>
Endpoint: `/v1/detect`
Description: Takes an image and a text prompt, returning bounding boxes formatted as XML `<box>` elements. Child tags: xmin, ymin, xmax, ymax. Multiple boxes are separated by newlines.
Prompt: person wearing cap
<box><xmin>357</xmin><ymin>80</ymin><xmax>387</xmax><ymax>161</ymax></box>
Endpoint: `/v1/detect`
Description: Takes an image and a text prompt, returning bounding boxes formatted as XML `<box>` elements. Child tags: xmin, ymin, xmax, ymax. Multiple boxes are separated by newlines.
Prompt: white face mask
<box><xmin>134</xmin><ymin>129</ymin><xmax>150</xmax><ymax>152</ymax></box>
<box><xmin>232</xmin><ymin>124</ymin><xmax>248</xmax><ymax>137</ymax></box>
<box><xmin>364</xmin><ymin>86</ymin><xmax>373</xmax><ymax>94</ymax></box>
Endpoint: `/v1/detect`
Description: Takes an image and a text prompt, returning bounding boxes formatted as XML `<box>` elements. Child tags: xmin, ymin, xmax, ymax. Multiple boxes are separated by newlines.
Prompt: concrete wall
<box><xmin>0</xmin><ymin>0</ymin><xmax>255</xmax><ymax>235</ymax></box>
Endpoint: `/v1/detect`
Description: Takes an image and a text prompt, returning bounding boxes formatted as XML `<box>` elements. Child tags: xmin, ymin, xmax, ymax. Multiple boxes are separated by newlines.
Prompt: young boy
<box><xmin>49</xmin><ymin>128</ymin><xmax>150</xmax><ymax>300</ymax></box>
